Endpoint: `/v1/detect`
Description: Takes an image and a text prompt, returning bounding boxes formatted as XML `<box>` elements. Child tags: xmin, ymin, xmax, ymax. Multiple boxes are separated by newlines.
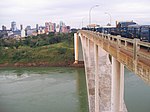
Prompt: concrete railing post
<box><xmin>117</xmin><ymin>35</ymin><xmax>121</xmax><ymax>48</ymax></box>
<box><xmin>133</xmin><ymin>38</ymin><xmax>140</xmax><ymax>60</ymax></box>
<box><xmin>86</xmin><ymin>37</ymin><xmax>88</xmax><ymax>47</ymax></box>
<box><xmin>133</xmin><ymin>38</ymin><xmax>140</xmax><ymax>73</ymax></box>
<box><xmin>108</xmin><ymin>34</ymin><xmax>111</xmax><ymax>50</ymax></box>
<box><xmin>125</xmin><ymin>41</ymin><xmax>127</xmax><ymax>47</ymax></box>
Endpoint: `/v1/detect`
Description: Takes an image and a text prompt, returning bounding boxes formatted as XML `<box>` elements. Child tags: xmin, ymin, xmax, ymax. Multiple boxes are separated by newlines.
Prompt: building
<box><xmin>21</xmin><ymin>30</ymin><xmax>26</xmax><ymax>37</ymax></box>
<box><xmin>38</xmin><ymin>26</ymin><xmax>45</xmax><ymax>34</ymax></box>
<box><xmin>49</xmin><ymin>22</ymin><xmax>55</xmax><ymax>32</ymax></box>
<box><xmin>20</xmin><ymin>24</ymin><xmax>23</xmax><ymax>30</ymax></box>
<box><xmin>54</xmin><ymin>23</ymin><xmax>56</xmax><ymax>32</ymax></box>
<box><xmin>11</xmin><ymin>21</ymin><xmax>17</xmax><ymax>31</ymax></box>
<box><xmin>26</xmin><ymin>29</ymin><xmax>37</xmax><ymax>36</ymax></box>
<box><xmin>2</xmin><ymin>25</ymin><xmax>6</xmax><ymax>31</ymax></box>
<box><xmin>7</xmin><ymin>30</ymin><xmax>13</xmax><ymax>36</ymax></box>
<box><xmin>45</xmin><ymin>22</ymin><xmax>50</xmax><ymax>33</ymax></box>
<box><xmin>59</xmin><ymin>21</ymin><xmax>64</xmax><ymax>32</ymax></box>
<box><xmin>26</xmin><ymin>26</ymin><xmax>31</xmax><ymax>30</ymax></box>
<box><xmin>45</xmin><ymin>22</ymin><xmax>56</xmax><ymax>33</ymax></box>
<box><xmin>61</xmin><ymin>25</ymin><xmax>70</xmax><ymax>33</ymax></box>
<box><xmin>36</xmin><ymin>24</ymin><xmax>39</xmax><ymax>32</ymax></box>
<box><xmin>0</xmin><ymin>30</ymin><xmax>14</xmax><ymax>38</ymax></box>
<box><xmin>56</xmin><ymin>24</ymin><xmax>60</xmax><ymax>32</ymax></box>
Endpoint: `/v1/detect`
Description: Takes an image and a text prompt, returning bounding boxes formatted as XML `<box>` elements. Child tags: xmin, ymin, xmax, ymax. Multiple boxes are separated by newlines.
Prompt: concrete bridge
<box><xmin>74</xmin><ymin>30</ymin><xmax>150</xmax><ymax>112</ymax></box>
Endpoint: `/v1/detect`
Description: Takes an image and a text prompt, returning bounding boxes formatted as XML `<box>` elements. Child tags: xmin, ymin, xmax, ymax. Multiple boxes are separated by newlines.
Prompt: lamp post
<box><xmin>105</xmin><ymin>12</ymin><xmax>111</xmax><ymax>26</ymax></box>
<box><xmin>89</xmin><ymin>5</ymin><xmax>99</xmax><ymax>26</ymax></box>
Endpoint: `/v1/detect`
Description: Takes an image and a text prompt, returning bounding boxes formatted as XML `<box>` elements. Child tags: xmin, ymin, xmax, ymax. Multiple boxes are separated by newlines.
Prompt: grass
<box><xmin>0</xmin><ymin>41</ymin><xmax>74</xmax><ymax>65</ymax></box>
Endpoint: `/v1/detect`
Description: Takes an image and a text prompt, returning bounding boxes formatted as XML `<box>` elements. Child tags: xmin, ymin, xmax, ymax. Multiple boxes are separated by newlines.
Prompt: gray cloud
<box><xmin>0</xmin><ymin>0</ymin><xmax>150</xmax><ymax>29</ymax></box>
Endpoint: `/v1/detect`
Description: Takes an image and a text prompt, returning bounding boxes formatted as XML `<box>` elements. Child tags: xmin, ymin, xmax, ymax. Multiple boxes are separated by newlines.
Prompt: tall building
<box><xmin>59</xmin><ymin>21</ymin><xmax>65</xmax><ymax>32</ymax></box>
<box><xmin>21</xmin><ymin>30</ymin><xmax>26</xmax><ymax>37</ymax></box>
<box><xmin>45</xmin><ymin>22</ymin><xmax>56</xmax><ymax>33</ymax></box>
<box><xmin>62</xmin><ymin>25</ymin><xmax>70</xmax><ymax>33</ymax></box>
<box><xmin>20</xmin><ymin>24</ymin><xmax>23</xmax><ymax>30</ymax></box>
<box><xmin>36</xmin><ymin>24</ymin><xmax>39</xmax><ymax>32</ymax></box>
<box><xmin>60</xmin><ymin>21</ymin><xmax>64</xmax><ymax>27</ymax></box>
<box><xmin>49</xmin><ymin>22</ymin><xmax>55</xmax><ymax>32</ymax></box>
<box><xmin>45</xmin><ymin>22</ymin><xmax>50</xmax><ymax>33</ymax></box>
<box><xmin>2</xmin><ymin>25</ymin><xmax>6</xmax><ymax>31</ymax></box>
<box><xmin>11</xmin><ymin>21</ymin><xmax>17</xmax><ymax>31</ymax></box>
<box><xmin>56</xmin><ymin>24</ymin><xmax>60</xmax><ymax>32</ymax></box>
<box><xmin>53</xmin><ymin>23</ymin><xmax>56</xmax><ymax>32</ymax></box>
<box><xmin>20</xmin><ymin>24</ymin><xmax>25</xmax><ymax>37</ymax></box>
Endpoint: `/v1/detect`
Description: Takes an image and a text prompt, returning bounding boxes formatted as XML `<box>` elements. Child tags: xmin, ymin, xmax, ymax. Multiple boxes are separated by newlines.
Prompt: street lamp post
<box><xmin>89</xmin><ymin>5</ymin><xmax>99</xmax><ymax>26</ymax></box>
<box><xmin>105</xmin><ymin>12</ymin><xmax>112</xmax><ymax>26</ymax></box>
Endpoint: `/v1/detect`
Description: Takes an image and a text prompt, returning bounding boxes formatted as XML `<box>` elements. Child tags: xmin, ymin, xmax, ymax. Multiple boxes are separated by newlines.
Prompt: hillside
<box><xmin>0</xmin><ymin>33</ymin><xmax>75</xmax><ymax>67</ymax></box>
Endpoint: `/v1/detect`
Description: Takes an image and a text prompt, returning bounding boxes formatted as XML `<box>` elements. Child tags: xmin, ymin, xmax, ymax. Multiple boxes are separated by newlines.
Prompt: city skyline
<box><xmin>0</xmin><ymin>0</ymin><xmax>150</xmax><ymax>29</ymax></box>
<box><xmin>1</xmin><ymin>21</ymin><xmax>68</xmax><ymax>31</ymax></box>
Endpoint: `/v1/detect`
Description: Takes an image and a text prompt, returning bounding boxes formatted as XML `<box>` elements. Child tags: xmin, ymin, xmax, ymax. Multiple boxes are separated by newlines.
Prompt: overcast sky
<box><xmin>0</xmin><ymin>0</ymin><xmax>150</xmax><ymax>29</ymax></box>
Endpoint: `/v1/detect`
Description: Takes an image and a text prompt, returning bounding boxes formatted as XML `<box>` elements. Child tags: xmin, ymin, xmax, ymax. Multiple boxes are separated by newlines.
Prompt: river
<box><xmin>0</xmin><ymin>67</ymin><xmax>88</xmax><ymax>112</ymax></box>
<box><xmin>124</xmin><ymin>68</ymin><xmax>150</xmax><ymax>112</ymax></box>
<box><xmin>0</xmin><ymin>67</ymin><xmax>150</xmax><ymax>112</ymax></box>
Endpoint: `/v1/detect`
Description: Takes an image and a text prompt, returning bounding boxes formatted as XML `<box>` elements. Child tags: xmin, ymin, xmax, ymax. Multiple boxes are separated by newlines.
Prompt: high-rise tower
<box><xmin>20</xmin><ymin>24</ymin><xmax>23</xmax><ymax>30</ymax></box>
<box><xmin>11</xmin><ymin>21</ymin><xmax>17</xmax><ymax>31</ymax></box>
<box><xmin>2</xmin><ymin>25</ymin><xmax>6</xmax><ymax>31</ymax></box>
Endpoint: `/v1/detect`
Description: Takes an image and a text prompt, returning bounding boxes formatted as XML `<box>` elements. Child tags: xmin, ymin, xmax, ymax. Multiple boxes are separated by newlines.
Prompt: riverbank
<box><xmin>0</xmin><ymin>61</ymin><xmax>84</xmax><ymax>68</ymax></box>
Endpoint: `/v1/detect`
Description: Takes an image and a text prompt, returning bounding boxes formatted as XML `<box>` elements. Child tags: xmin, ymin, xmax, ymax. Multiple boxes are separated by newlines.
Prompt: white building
<box><xmin>21</xmin><ymin>30</ymin><xmax>26</xmax><ymax>37</ymax></box>
<box><xmin>56</xmin><ymin>24</ymin><xmax>60</xmax><ymax>32</ymax></box>
<box><xmin>11</xmin><ymin>21</ymin><xmax>17</xmax><ymax>31</ymax></box>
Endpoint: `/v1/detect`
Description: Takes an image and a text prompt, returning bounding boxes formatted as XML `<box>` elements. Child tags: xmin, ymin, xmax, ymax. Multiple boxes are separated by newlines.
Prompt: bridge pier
<box><xmin>120</xmin><ymin>64</ymin><xmax>124</xmax><ymax>111</ymax></box>
<box><xmin>74</xmin><ymin>33</ymin><xmax>84</xmax><ymax>64</ymax></box>
<box><xmin>74</xmin><ymin>33</ymin><xmax>79</xmax><ymax>64</ymax></box>
<box><xmin>94</xmin><ymin>44</ymin><xmax>99</xmax><ymax>112</ymax></box>
<box><xmin>111</xmin><ymin>57</ymin><xmax>124</xmax><ymax>112</ymax></box>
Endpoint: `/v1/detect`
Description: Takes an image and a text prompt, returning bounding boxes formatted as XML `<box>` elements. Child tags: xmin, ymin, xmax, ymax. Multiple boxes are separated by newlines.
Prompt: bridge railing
<box><xmin>79</xmin><ymin>30</ymin><xmax>150</xmax><ymax>83</ymax></box>
<box><xmin>81</xmin><ymin>30</ymin><xmax>150</xmax><ymax>60</ymax></box>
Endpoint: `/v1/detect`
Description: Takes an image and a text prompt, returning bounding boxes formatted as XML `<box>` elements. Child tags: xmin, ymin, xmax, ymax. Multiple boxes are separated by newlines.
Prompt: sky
<box><xmin>0</xmin><ymin>0</ymin><xmax>150</xmax><ymax>29</ymax></box>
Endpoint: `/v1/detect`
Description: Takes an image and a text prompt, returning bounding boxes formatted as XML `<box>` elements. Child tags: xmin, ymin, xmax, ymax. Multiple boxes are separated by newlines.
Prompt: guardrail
<box><xmin>79</xmin><ymin>30</ymin><xmax>150</xmax><ymax>83</ymax></box>
<box><xmin>80</xmin><ymin>30</ymin><xmax>150</xmax><ymax>59</ymax></box>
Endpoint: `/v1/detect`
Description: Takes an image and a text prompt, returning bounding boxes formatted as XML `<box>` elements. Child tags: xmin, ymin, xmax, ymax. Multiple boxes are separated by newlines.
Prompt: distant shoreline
<box><xmin>0</xmin><ymin>62</ymin><xmax>84</xmax><ymax>68</ymax></box>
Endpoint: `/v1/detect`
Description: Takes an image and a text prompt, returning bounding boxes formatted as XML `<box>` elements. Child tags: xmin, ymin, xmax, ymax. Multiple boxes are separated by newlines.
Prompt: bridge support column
<box><xmin>94</xmin><ymin>44</ymin><xmax>99</xmax><ymax>112</ymax></box>
<box><xmin>120</xmin><ymin>64</ymin><xmax>124</xmax><ymax>112</ymax></box>
<box><xmin>74</xmin><ymin>33</ymin><xmax>79</xmax><ymax>64</ymax></box>
<box><xmin>111</xmin><ymin>57</ymin><xmax>124</xmax><ymax>112</ymax></box>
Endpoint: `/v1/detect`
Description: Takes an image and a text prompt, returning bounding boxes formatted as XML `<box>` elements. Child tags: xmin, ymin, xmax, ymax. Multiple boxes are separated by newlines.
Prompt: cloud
<box><xmin>0</xmin><ymin>0</ymin><xmax>150</xmax><ymax>29</ymax></box>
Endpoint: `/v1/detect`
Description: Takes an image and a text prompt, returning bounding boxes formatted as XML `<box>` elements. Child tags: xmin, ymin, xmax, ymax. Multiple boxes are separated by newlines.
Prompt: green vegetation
<box><xmin>0</xmin><ymin>33</ymin><xmax>74</xmax><ymax>66</ymax></box>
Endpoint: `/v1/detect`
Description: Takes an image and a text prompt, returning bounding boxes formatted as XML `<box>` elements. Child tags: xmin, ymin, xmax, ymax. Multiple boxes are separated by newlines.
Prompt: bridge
<box><xmin>74</xmin><ymin>30</ymin><xmax>150</xmax><ymax>112</ymax></box>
